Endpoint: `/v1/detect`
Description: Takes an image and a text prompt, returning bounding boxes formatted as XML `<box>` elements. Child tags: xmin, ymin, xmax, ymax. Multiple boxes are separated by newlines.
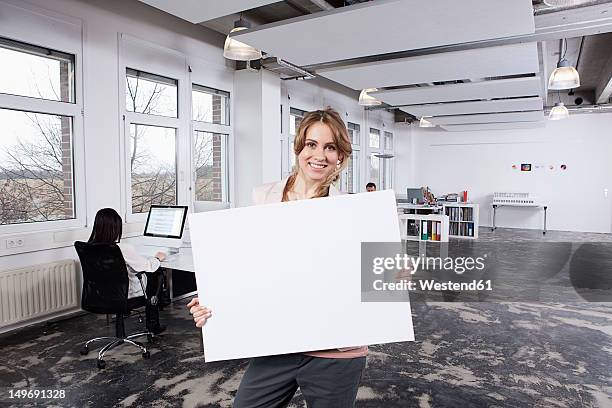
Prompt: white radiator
<box><xmin>0</xmin><ymin>260</ymin><xmax>78</xmax><ymax>328</ymax></box>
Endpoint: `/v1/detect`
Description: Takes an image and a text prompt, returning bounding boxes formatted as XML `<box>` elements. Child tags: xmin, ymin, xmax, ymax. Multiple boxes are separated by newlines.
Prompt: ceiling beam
<box><xmin>304</xmin><ymin>2</ymin><xmax>612</xmax><ymax>71</ymax></box>
<box><xmin>428</xmin><ymin>110</ymin><xmax>545</xmax><ymax>125</ymax></box>
<box><xmin>440</xmin><ymin>121</ymin><xmax>545</xmax><ymax>132</ymax></box>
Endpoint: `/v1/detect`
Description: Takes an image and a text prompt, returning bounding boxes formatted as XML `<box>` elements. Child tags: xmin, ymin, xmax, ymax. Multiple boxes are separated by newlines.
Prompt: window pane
<box><xmin>192</xmin><ymin>84</ymin><xmax>230</xmax><ymax>125</ymax></box>
<box><xmin>383</xmin><ymin>158</ymin><xmax>393</xmax><ymax>190</ymax></box>
<box><xmin>384</xmin><ymin>131</ymin><xmax>393</xmax><ymax>150</ymax></box>
<box><xmin>369</xmin><ymin>154</ymin><xmax>380</xmax><ymax>186</ymax></box>
<box><xmin>129</xmin><ymin>124</ymin><xmax>177</xmax><ymax>214</ymax></box>
<box><xmin>347</xmin><ymin>151</ymin><xmax>360</xmax><ymax>193</ymax></box>
<box><xmin>369</xmin><ymin>128</ymin><xmax>380</xmax><ymax>149</ymax></box>
<box><xmin>289</xmin><ymin>138</ymin><xmax>296</xmax><ymax>170</ymax></box>
<box><xmin>0</xmin><ymin>108</ymin><xmax>75</xmax><ymax>225</ymax></box>
<box><xmin>0</xmin><ymin>38</ymin><xmax>74</xmax><ymax>103</ymax></box>
<box><xmin>194</xmin><ymin>131</ymin><xmax>228</xmax><ymax>202</ymax></box>
<box><xmin>289</xmin><ymin>108</ymin><xmax>305</xmax><ymax>136</ymax></box>
<box><xmin>348</xmin><ymin>122</ymin><xmax>360</xmax><ymax>145</ymax></box>
<box><xmin>126</xmin><ymin>69</ymin><xmax>177</xmax><ymax>117</ymax></box>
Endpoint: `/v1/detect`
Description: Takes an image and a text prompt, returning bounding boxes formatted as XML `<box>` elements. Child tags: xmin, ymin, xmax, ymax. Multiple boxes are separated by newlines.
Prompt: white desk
<box><xmin>397</xmin><ymin>203</ymin><xmax>443</xmax><ymax>214</ymax></box>
<box><xmin>122</xmin><ymin>236</ymin><xmax>196</xmax><ymax>300</ymax></box>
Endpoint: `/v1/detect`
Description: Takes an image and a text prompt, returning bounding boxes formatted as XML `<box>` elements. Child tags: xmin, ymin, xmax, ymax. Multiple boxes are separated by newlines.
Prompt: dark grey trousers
<box><xmin>233</xmin><ymin>354</ymin><xmax>366</xmax><ymax>408</ymax></box>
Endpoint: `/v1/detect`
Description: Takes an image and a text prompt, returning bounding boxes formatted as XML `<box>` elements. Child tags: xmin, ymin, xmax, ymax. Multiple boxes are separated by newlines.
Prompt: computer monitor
<box><xmin>406</xmin><ymin>188</ymin><xmax>425</xmax><ymax>204</ymax></box>
<box><xmin>142</xmin><ymin>205</ymin><xmax>188</xmax><ymax>252</ymax></box>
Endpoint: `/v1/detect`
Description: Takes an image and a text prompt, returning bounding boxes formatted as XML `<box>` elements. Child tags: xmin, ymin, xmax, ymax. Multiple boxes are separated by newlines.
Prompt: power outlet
<box><xmin>6</xmin><ymin>238</ymin><xmax>25</xmax><ymax>249</ymax></box>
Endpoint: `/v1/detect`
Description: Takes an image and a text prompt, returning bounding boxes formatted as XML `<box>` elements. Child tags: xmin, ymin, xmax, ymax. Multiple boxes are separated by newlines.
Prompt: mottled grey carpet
<box><xmin>1</xmin><ymin>228</ymin><xmax>611</xmax><ymax>407</ymax></box>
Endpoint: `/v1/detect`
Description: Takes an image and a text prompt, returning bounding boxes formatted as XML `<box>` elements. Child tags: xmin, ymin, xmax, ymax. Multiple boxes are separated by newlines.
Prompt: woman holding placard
<box><xmin>187</xmin><ymin>107</ymin><xmax>366</xmax><ymax>408</ymax></box>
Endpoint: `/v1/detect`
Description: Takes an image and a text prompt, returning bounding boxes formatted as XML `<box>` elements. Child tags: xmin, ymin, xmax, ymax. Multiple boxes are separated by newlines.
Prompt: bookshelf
<box><xmin>443</xmin><ymin>203</ymin><xmax>479</xmax><ymax>239</ymax></box>
<box><xmin>398</xmin><ymin>214</ymin><xmax>449</xmax><ymax>242</ymax></box>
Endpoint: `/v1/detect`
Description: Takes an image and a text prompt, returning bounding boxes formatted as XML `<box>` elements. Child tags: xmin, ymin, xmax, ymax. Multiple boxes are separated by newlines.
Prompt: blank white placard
<box><xmin>189</xmin><ymin>189</ymin><xmax>414</xmax><ymax>362</ymax></box>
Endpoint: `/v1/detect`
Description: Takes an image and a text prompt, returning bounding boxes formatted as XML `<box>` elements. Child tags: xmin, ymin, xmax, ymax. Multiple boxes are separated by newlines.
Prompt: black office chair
<box><xmin>74</xmin><ymin>241</ymin><xmax>155</xmax><ymax>369</ymax></box>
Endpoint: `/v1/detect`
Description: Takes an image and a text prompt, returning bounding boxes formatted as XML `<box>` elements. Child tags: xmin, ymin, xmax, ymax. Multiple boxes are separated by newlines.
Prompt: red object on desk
<box><xmin>462</xmin><ymin>191</ymin><xmax>468</xmax><ymax>202</ymax></box>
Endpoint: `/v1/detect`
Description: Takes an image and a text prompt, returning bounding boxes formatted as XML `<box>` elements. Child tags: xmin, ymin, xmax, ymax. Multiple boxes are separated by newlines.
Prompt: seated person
<box><xmin>88</xmin><ymin>208</ymin><xmax>167</xmax><ymax>334</ymax></box>
<box><xmin>366</xmin><ymin>182</ymin><xmax>377</xmax><ymax>192</ymax></box>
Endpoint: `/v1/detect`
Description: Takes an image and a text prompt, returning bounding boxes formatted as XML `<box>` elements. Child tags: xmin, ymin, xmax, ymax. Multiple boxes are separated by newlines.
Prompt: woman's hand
<box><xmin>186</xmin><ymin>297</ymin><xmax>212</xmax><ymax>328</ymax></box>
<box><xmin>155</xmin><ymin>251</ymin><xmax>167</xmax><ymax>262</ymax></box>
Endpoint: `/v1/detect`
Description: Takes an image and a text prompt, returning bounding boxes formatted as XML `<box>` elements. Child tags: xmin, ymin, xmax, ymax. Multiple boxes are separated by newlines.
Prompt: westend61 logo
<box><xmin>360</xmin><ymin>241</ymin><xmax>612</xmax><ymax>303</ymax></box>
<box><xmin>370</xmin><ymin>254</ymin><xmax>491</xmax><ymax>293</ymax></box>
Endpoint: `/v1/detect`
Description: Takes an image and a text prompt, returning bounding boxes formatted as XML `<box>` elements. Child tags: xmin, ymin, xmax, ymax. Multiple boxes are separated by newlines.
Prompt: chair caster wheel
<box><xmin>97</xmin><ymin>359</ymin><xmax>106</xmax><ymax>369</ymax></box>
<box><xmin>142</xmin><ymin>350</ymin><xmax>150</xmax><ymax>359</ymax></box>
<box><xmin>80</xmin><ymin>347</ymin><xmax>89</xmax><ymax>355</ymax></box>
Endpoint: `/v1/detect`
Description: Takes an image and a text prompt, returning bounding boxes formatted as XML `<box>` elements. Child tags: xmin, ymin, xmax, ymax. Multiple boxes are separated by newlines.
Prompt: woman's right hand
<box><xmin>155</xmin><ymin>251</ymin><xmax>167</xmax><ymax>262</ymax></box>
<box><xmin>186</xmin><ymin>297</ymin><xmax>212</xmax><ymax>328</ymax></box>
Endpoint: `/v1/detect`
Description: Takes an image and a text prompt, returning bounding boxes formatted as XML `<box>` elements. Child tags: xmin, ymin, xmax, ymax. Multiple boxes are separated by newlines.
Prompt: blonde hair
<box><xmin>283</xmin><ymin>107</ymin><xmax>352</xmax><ymax>201</ymax></box>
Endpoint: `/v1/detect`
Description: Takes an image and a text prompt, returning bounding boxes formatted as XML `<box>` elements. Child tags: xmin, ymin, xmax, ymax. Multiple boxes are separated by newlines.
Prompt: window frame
<box><xmin>340</xmin><ymin>121</ymin><xmax>362</xmax><ymax>193</ymax></box>
<box><xmin>188</xmin><ymin>58</ymin><xmax>234</xmax><ymax>212</ymax></box>
<box><xmin>366</xmin><ymin>127</ymin><xmax>394</xmax><ymax>190</ymax></box>
<box><xmin>0</xmin><ymin>32</ymin><xmax>85</xmax><ymax>235</ymax></box>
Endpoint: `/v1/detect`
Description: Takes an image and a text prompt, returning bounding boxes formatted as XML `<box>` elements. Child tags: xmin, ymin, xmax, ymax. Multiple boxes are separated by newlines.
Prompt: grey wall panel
<box><xmin>402</xmin><ymin>97</ymin><xmax>543</xmax><ymax>117</ymax></box>
<box><xmin>138</xmin><ymin>0</ymin><xmax>278</xmax><ymax>24</ymax></box>
<box><xmin>429</xmin><ymin>110</ymin><xmax>545</xmax><ymax>125</ymax></box>
<box><xmin>375</xmin><ymin>76</ymin><xmax>542</xmax><ymax>106</ymax></box>
<box><xmin>318</xmin><ymin>43</ymin><xmax>540</xmax><ymax>90</ymax></box>
<box><xmin>440</xmin><ymin>121</ymin><xmax>546</xmax><ymax>131</ymax></box>
<box><xmin>232</xmin><ymin>0</ymin><xmax>535</xmax><ymax>66</ymax></box>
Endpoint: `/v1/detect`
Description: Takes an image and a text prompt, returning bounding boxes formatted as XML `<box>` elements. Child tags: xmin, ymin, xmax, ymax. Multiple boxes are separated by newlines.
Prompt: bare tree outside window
<box><xmin>192</xmin><ymin>85</ymin><xmax>229</xmax><ymax>125</ymax></box>
<box><xmin>194</xmin><ymin>132</ymin><xmax>226</xmax><ymax>202</ymax></box>
<box><xmin>126</xmin><ymin>69</ymin><xmax>177</xmax><ymax>117</ymax></box>
<box><xmin>0</xmin><ymin>39</ymin><xmax>75</xmax><ymax>226</ymax></box>
<box><xmin>128</xmin><ymin>125</ymin><xmax>176</xmax><ymax>214</ymax></box>
<box><xmin>125</xmin><ymin>69</ymin><xmax>178</xmax><ymax>214</ymax></box>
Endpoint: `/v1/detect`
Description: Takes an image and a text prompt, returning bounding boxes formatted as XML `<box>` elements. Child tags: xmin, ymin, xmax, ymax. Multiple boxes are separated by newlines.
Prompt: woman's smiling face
<box><xmin>297</xmin><ymin>122</ymin><xmax>341</xmax><ymax>183</ymax></box>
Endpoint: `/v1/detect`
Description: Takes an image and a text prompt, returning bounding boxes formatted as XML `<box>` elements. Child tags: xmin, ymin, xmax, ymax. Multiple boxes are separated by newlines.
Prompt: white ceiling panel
<box><xmin>318</xmin><ymin>43</ymin><xmax>540</xmax><ymax>90</ymax></box>
<box><xmin>232</xmin><ymin>0</ymin><xmax>535</xmax><ymax>67</ymax></box>
<box><xmin>402</xmin><ymin>97</ymin><xmax>543</xmax><ymax>117</ymax></box>
<box><xmin>429</xmin><ymin>110</ymin><xmax>545</xmax><ymax>126</ymax></box>
<box><xmin>374</xmin><ymin>76</ymin><xmax>542</xmax><ymax>106</ymax></box>
<box><xmin>137</xmin><ymin>0</ymin><xmax>278</xmax><ymax>24</ymax></box>
<box><xmin>440</xmin><ymin>121</ymin><xmax>546</xmax><ymax>132</ymax></box>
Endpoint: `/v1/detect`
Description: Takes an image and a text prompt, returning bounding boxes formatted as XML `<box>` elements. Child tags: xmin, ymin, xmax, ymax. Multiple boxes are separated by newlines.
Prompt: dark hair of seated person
<box><xmin>89</xmin><ymin>208</ymin><xmax>123</xmax><ymax>244</ymax></box>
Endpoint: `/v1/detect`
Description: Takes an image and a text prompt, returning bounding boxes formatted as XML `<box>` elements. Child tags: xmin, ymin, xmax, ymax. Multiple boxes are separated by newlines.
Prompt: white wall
<box><xmin>234</xmin><ymin>69</ymin><xmax>282</xmax><ymax>207</ymax></box>
<box><xmin>399</xmin><ymin>113</ymin><xmax>612</xmax><ymax>233</ymax></box>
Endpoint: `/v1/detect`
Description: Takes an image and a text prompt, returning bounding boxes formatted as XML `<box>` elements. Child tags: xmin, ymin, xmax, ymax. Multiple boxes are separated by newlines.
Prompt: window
<box><xmin>124</xmin><ymin>68</ymin><xmax>179</xmax><ymax>215</ymax></box>
<box><xmin>367</xmin><ymin>128</ymin><xmax>394</xmax><ymax>190</ymax></box>
<box><xmin>0</xmin><ymin>37</ymin><xmax>81</xmax><ymax>229</ymax></box>
<box><xmin>126</xmin><ymin>69</ymin><xmax>177</xmax><ymax>117</ymax></box>
<box><xmin>382</xmin><ymin>131</ymin><xmax>394</xmax><ymax>190</ymax></box>
<box><xmin>341</xmin><ymin>122</ymin><xmax>361</xmax><ymax>193</ymax></box>
<box><xmin>192</xmin><ymin>84</ymin><xmax>231</xmax><ymax>205</ymax></box>
<box><xmin>369</xmin><ymin>128</ymin><xmax>380</xmax><ymax>149</ymax></box>
<box><xmin>192</xmin><ymin>84</ymin><xmax>229</xmax><ymax>125</ymax></box>
<box><xmin>193</xmin><ymin>132</ymin><xmax>229</xmax><ymax>202</ymax></box>
<box><xmin>384</xmin><ymin>131</ymin><xmax>393</xmax><ymax>150</ymax></box>
<box><xmin>129</xmin><ymin>124</ymin><xmax>177</xmax><ymax>214</ymax></box>
<box><xmin>288</xmin><ymin>107</ymin><xmax>306</xmax><ymax>171</ymax></box>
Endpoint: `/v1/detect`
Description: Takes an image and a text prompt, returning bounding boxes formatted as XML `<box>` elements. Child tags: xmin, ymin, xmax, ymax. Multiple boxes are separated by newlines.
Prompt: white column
<box><xmin>234</xmin><ymin>69</ymin><xmax>282</xmax><ymax>207</ymax></box>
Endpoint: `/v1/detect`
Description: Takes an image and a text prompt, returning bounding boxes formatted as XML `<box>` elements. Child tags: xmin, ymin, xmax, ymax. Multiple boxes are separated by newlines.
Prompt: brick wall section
<box><xmin>211</xmin><ymin>94</ymin><xmax>223</xmax><ymax>202</ymax></box>
<box><xmin>60</xmin><ymin>61</ymin><xmax>74</xmax><ymax>217</ymax></box>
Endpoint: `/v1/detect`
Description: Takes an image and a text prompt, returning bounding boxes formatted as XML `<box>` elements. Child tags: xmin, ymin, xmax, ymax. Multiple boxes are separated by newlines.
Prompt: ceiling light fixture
<box><xmin>548</xmin><ymin>102</ymin><xmax>569</xmax><ymax>120</ymax></box>
<box><xmin>548</xmin><ymin>39</ymin><xmax>580</xmax><ymax>90</ymax></box>
<box><xmin>223</xmin><ymin>19</ymin><xmax>262</xmax><ymax>61</ymax></box>
<box><xmin>358</xmin><ymin>88</ymin><xmax>382</xmax><ymax>106</ymax></box>
<box><xmin>419</xmin><ymin>116</ymin><xmax>435</xmax><ymax>128</ymax></box>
